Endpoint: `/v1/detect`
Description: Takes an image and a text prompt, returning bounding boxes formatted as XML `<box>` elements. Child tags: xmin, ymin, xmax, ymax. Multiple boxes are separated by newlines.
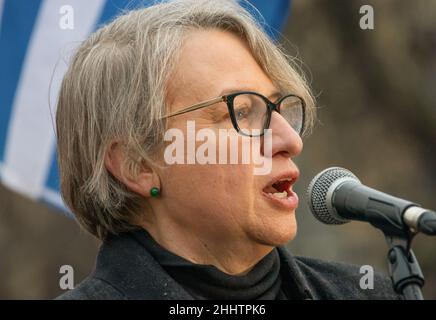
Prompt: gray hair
<box><xmin>56</xmin><ymin>0</ymin><xmax>316</xmax><ymax>240</ymax></box>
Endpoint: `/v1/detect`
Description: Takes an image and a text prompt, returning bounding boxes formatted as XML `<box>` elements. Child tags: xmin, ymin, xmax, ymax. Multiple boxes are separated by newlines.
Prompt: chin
<box><xmin>250</xmin><ymin>211</ymin><xmax>298</xmax><ymax>247</ymax></box>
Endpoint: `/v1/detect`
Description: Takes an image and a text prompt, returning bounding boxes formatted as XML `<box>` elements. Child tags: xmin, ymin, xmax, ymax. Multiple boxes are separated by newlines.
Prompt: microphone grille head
<box><xmin>306</xmin><ymin>167</ymin><xmax>360</xmax><ymax>225</ymax></box>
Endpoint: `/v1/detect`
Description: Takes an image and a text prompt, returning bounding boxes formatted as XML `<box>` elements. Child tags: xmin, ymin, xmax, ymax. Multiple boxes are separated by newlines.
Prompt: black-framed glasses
<box><xmin>162</xmin><ymin>91</ymin><xmax>305</xmax><ymax>137</ymax></box>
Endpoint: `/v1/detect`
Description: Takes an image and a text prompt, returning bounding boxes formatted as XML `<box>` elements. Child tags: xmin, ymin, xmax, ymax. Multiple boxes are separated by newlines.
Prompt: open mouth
<box><xmin>262</xmin><ymin>178</ymin><xmax>294</xmax><ymax>199</ymax></box>
<box><xmin>262</xmin><ymin>174</ymin><xmax>299</xmax><ymax>210</ymax></box>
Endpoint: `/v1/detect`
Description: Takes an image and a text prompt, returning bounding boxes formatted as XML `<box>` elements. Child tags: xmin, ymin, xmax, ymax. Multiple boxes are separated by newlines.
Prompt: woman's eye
<box><xmin>235</xmin><ymin>106</ymin><xmax>250</xmax><ymax>121</ymax></box>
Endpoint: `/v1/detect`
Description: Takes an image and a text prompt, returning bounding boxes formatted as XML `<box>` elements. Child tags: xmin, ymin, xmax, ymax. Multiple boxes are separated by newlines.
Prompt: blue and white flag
<box><xmin>0</xmin><ymin>0</ymin><xmax>291</xmax><ymax>213</ymax></box>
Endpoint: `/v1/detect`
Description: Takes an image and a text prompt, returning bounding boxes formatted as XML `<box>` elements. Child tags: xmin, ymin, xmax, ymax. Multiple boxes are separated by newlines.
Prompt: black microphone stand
<box><xmin>364</xmin><ymin>206</ymin><xmax>425</xmax><ymax>300</ymax></box>
<box><xmin>384</xmin><ymin>234</ymin><xmax>425</xmax><ymax>300</ymax></box>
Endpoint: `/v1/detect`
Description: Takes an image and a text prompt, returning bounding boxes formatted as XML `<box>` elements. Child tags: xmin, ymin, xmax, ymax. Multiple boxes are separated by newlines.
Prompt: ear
<box><xmin>104</xmin><ymin>140</ymin><xmax>160</xmax><ymax>198</ymax></box>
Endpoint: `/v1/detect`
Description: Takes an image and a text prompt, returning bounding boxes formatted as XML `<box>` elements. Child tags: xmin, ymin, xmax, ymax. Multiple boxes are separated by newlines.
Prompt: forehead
<box><xmin>166</xmin><ymin>29</ymin><xmax>278</xmax><ymax>112</ymax></box>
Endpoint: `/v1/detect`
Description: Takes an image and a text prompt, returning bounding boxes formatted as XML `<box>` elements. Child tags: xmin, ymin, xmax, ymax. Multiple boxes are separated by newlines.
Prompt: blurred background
<box><xmin>0</xmin><ymin>0</ymin><xmax>435</xmax><ymax>299</ymax></box>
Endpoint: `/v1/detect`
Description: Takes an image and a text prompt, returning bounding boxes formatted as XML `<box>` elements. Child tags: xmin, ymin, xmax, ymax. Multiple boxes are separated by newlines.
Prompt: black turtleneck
<box><xmin>131</xmin><ymin>229</ymin><xmax>289</xmax><ymax>300</ymax></box>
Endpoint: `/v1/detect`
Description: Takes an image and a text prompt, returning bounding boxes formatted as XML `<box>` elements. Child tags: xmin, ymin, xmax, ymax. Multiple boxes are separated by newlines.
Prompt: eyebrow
<box><xmin>219</xmin><ymin>87</ymin><xmax>282</xmax><ymax>102</ymax></box>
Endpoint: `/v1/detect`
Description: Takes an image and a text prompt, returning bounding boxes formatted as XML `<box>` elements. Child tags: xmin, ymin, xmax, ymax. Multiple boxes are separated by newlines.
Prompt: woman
<box><xmin>56</xmin><ymin>0</ymin><xmax>399</xmax><ymax>299</ymax></box>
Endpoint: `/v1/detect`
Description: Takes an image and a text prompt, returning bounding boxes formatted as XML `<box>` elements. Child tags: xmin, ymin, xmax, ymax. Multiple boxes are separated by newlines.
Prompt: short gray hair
<box><xmin>56</xmin><ymin>0</ymin><xmax>316</xmax><ymax>240</ymax></box>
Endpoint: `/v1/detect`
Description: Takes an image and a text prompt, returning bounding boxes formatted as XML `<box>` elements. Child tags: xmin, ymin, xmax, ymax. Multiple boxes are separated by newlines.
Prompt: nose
<box><xmin>260</xmin><ymin>111</ymin><xmax>303</xmax><ymax>158</ymax></box>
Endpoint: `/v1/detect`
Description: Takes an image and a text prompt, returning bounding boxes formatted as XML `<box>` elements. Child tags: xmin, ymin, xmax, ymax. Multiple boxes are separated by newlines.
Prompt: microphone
<box><xmin>306</xmin><ymin>167</ymin><xmax>436</xmax><ymax>236</ymax></box>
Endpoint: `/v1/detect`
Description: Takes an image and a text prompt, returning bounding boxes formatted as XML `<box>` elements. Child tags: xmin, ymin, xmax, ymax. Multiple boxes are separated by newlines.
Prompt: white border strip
<box><xmin>3</xmin><ymin>0</ymin><xmax>105</xmax><ymax>198</ymax></box>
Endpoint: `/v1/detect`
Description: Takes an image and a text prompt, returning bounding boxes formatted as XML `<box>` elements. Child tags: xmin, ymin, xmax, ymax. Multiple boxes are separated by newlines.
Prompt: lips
<box><xmin>262</xmin><ymin>171</ymin><xmax>299</xmax><ymax>210</ymax></box>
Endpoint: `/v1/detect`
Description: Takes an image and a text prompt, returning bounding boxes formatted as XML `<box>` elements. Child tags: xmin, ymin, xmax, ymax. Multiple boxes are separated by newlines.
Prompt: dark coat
<box><xmin>56</xmin><ymin>232</ymin><xmax>401</xmax><ymax>300</ymax></box>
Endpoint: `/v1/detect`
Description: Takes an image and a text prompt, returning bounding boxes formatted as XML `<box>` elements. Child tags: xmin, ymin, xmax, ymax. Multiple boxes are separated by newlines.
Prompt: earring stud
<box><xmin>150</xmin><ymin>187</ymin><xmax>160</xmax><ymax>198</ymax></box>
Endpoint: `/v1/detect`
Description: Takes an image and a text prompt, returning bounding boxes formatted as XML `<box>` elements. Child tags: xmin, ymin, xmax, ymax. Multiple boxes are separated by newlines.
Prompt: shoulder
<box><xmin>54</xmin><ymin>231</ymin><xmax>193</xmax><ymax>300</ymax></box>
<box><xmin>294</xmin><ymin>255</ymin><xmax>402</xmax><ymax>300</ymax></box>
<box><xmin>55</xmin><ymin>276</ymin><xmax>126</xmax><ymax>300</ymax></box>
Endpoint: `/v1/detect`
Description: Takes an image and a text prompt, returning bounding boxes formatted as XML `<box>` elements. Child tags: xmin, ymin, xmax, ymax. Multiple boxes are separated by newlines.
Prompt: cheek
<box><xmin>158</xmin><ymin>123</ymin><xmax>260</xmax><ymax>217</ymax></box>
<box><xmin>162</xmin><ymin>163</ymin><xmax>255</xmax><ymax>210</ymax></box>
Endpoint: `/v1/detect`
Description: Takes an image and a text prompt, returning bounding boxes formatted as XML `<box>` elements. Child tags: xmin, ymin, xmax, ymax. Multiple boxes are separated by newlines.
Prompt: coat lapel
<box><xmin>93</xmin><ymin>233</ymin><xmax>193</xmax><ymax>300</ymax></box>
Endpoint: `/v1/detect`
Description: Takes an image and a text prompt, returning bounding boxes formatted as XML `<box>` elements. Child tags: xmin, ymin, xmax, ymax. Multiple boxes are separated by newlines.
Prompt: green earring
<box><xmin>150</xmin><ymin>187</ymin><xmax>160</xmax><ymax>198</ymax></box>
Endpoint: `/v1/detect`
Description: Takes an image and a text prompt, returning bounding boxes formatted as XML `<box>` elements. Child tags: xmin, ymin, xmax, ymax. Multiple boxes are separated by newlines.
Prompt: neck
<box><xmin>139</xmin><ymin>220</ymin><xmax>273</xmax><ymax>276</ymax></box>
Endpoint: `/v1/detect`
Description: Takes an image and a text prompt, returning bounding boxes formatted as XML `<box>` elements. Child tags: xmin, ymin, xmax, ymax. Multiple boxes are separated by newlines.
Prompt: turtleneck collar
<box><xmin>131</xmin><ymin>229</ymin><xmax>287</xmax><ymax>300</ymax></box>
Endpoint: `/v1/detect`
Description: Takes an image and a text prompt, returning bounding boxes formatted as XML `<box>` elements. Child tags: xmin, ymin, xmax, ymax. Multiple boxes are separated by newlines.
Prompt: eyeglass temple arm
<box><xmin>161</xmin><ymin>96</ymin><xmax>226</xmax><ymax>119</ymax></box>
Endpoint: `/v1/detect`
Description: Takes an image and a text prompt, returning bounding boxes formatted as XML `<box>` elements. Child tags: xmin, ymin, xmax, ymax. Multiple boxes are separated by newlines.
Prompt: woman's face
<box><xmin>155</xmin><ymin>29</ymin><xmax>303</xmax><ymax>248</ymax></box>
